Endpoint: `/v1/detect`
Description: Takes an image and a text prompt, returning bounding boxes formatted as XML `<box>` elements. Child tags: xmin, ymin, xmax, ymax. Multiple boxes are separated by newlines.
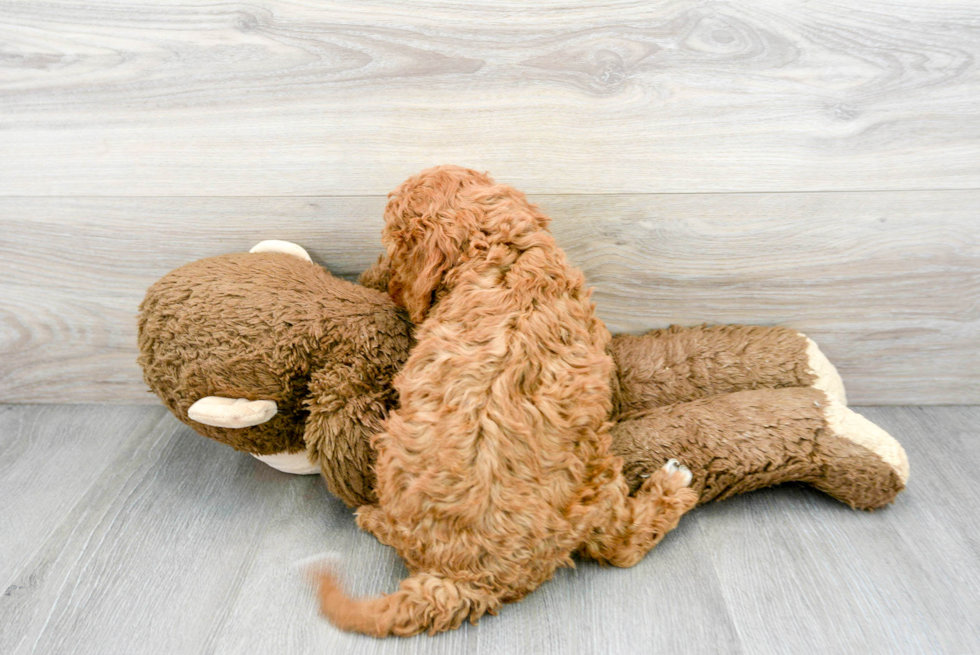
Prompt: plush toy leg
<box><xmin>610</xmin><ymin>387</ymin><xmax>907</xmax><ymax>510</ymax></box>
<box><xmin>249</xmin><ymin>240</ymin><xmax>313</xmax><ymax>262</ymax></box>
<box><xmin>610</xmin><ymin>324</ymin><xmax>845</xmax><ymax>416</ymax></box>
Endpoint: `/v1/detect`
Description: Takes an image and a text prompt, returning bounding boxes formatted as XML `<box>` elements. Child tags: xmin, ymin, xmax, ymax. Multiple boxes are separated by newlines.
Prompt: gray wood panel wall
<box><xmin>1</xmin><ymin>1</ymin><xmax>978</xmax><ymax>404</ymax></box>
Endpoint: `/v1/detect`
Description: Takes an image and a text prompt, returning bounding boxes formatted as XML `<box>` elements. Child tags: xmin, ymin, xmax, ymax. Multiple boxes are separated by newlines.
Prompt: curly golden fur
<box><xmin>314</xmin><ymin>166</ymin><xmax>698</xmax><ymax>637</ymax></box>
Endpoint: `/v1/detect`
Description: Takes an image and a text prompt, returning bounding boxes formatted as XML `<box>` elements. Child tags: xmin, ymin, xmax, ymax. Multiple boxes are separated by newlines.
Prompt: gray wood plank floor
<box><xmin>1</xmin><ymin>405</ymin><xmax>976</xmax><ymax>654</ymax></box>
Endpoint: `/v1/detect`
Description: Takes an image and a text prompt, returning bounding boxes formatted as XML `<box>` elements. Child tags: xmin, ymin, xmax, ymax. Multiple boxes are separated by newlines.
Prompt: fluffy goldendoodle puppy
<box><xmin>314</xmin><ymin>166</ymin><xmax>697</xmax><ymax>637</ymax></box>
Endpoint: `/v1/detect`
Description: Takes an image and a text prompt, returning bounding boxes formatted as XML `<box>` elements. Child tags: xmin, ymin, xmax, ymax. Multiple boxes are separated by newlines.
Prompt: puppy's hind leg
<box><xmin>580</xmin><ymin>460</ymin><xmax>698</xmax><ymax>568</ymax></box>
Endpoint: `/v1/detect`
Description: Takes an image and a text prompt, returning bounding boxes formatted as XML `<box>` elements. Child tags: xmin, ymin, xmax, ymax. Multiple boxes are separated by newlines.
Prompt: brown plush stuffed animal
<box><xmin>138</xmin><ymin>244</ymin><xmax>908</xmax><ymax>511</ymax></box>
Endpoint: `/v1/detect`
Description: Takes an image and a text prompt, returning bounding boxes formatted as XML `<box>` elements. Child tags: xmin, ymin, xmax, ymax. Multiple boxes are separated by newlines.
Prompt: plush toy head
<box><xmin>138</xmin><ymin>245</ymin><xmax>413</xmax><ymax>501</ymax></box>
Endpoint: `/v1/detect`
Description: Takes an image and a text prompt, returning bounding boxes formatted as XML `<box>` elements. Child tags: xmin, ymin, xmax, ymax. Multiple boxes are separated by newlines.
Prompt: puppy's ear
<box><xmin>387</xmin><ymin>218</ymin><xmax>462</xmax><ymax>324</ymax></box>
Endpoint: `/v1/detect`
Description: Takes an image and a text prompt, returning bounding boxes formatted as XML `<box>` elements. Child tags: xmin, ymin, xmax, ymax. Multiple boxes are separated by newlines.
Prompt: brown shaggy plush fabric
<box><xmin>315</xmin><ymin>166</ymin><xmax>698</xmax><ymax>637</ymax></box>
<box><xmin>139</xmin><ymin>265</ymin><xmax>903</xmax><ymax>512</ymax></box>
<box><xmin>137</xmin><ymin>252</ymin><xmax>413</xmax><ymax>505</ymax></box>
<box><xmin>606</xmin><ymin>327</ymin><xmax>904</xmax><ymax>510</ymax></box>
<box><xmin>611</xmin><ymin>386</ymin><xmax>904</xmax><ymax>510</ymax></box>
<box><xmin>609</xmin><ymin>324</ymin><xmax>816</xmax><ymax>417</ymax></box>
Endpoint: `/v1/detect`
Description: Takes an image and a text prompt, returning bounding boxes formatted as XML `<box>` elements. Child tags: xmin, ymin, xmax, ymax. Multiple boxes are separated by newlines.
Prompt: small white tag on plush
<box><xmin>249</xmin><ymin>240</ymin><xmax>312</xmax><ymax>262</ymax></box>
<box><xmin>188</xmin><ymin>396</ymin><xmax>278</xmax><ymax>428</ymax></box>
<box><xmin>252</xmin><ymin>450</ymin><xmax>320</xmax><ymax>475</ymax></box>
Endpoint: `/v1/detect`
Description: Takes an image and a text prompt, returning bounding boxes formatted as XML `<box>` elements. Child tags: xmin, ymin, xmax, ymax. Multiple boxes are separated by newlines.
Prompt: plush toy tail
<box><xmin>312</xmin><ymin>568</ymin><xmax>499</xmax><ymax>637</ymax></box>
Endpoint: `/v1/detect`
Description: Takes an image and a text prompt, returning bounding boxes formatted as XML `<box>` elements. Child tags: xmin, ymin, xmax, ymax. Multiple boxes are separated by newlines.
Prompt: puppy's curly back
<box><xmin>315</xmin><ymin>166</ymin><xmax>696</xmax><ymax>637</ymax></box>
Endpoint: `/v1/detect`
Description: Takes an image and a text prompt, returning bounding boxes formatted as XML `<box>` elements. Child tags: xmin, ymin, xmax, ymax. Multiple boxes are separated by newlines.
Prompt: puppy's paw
<box><xmin>662</xmin><ymin>458</ymin><xmax>693</xmax><ymax>487</ymax></box>
<box><xmin>642</xmin><ymin>459</ymin><xmax>695</xmax><ymax>499</ymax></box>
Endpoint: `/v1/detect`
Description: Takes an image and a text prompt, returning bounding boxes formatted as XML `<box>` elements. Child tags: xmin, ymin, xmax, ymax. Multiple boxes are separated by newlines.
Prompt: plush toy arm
<box><xmin>358</xmin><ymin>254</ymin><xmax>392</xmax><ymax>293</ymax></box>
<box><xmin>610</xmin><ymin>324</ymin><xmax>845</xmax><ymax>418</ymax></box>
<box><xmin>610</xmin><ymin>387</ymin><xmax>908</xmax><ymax>510</ymax></box>
<box><xmin>304</xmin><ymin>360</ymin><xmax>396</xmax><ymax>508</ymax></box>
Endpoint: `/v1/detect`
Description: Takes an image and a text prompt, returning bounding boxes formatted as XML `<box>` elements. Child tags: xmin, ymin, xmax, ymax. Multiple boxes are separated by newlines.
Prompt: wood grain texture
<box><xmin>699</xmin><ymin>405</ymin><xmax>980</xmax><ymax>655</ymax></box>
<box><xmin>0</xmin><ymin>405</ymin><xmax>306</xmax><ymax>654</ymax></box>
<box><xmin>1</xmin><ymin>191</ymin><xmax>976</xmax><ymax>404</ymax></box>
<box><xmin>0</xmin><ymin>405</ymin><xmax>161</xmax><ymax>589</ymax></box>
<box><xmin>1</xmin><ymin>404</ymin><xmax>978</xmax><ymax>654</ymax></box>
<box><xmin>1</xmin><ymin>0</ymin><xmax>978</xmax><ymax>195</ymax></box>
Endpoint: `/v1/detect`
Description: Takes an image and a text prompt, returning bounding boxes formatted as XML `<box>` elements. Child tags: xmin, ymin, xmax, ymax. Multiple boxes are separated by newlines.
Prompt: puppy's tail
<box><xmin>312</xmin><ymin>568</ymin><xmax>500</xmax><ymax>637</ymax></box>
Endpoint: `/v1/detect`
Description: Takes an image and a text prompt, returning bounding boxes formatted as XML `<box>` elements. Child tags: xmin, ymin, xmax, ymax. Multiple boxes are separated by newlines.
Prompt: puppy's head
<box><xmin>381</xmin><ymin>166</ymin><xmax>495</xmax><ymax>322</ymax></box>
<box><xmin>383</xmin><ymin>165</ymin><xmax>552</xmax><ymax>323</ymax></box>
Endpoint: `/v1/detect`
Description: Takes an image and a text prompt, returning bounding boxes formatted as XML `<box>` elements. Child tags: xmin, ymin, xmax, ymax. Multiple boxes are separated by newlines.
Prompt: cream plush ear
<box><xmin>188</xmin><ymin>396</ymin><xmax>278</xmax><ymax>428</ymax></box>
<box><xmin>249</xmin><ymin>240</ymin><xmax>313</xmax><ymax>262</ymax></box>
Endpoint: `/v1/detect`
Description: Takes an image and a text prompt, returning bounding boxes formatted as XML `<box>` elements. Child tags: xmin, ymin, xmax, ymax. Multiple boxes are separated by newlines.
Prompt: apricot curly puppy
<box><xmin>314</xmin><ymin>166</ymin><xmax>697</xmax><ymax>637</ymax></box>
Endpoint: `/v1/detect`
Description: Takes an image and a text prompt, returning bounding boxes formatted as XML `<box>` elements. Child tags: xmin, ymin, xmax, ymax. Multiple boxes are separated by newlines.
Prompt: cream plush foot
<box><xmin>824</xmin><ymin>397</ymin><xmax>910</xmax><ymax>484</ymax></box>
<box><xmin>800</xmin><ymin>334</ymin><xmax>847</xmax><ymax>405</ymax></box>
<box><xmin>188</xmin><ymin>396</ymin><xmax>278</xmax><ymax>428</ymax></box>
<box><xmin>249</xmin><ymin>240</ymin><xmax>313</xmax><ymax>262</ymax></box>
